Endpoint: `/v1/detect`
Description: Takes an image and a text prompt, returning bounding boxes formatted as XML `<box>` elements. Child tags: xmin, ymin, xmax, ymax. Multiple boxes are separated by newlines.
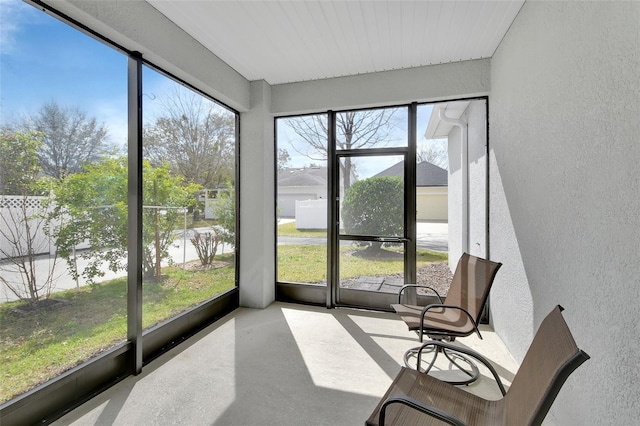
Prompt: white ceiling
<box><xmin>147</xmin><ymin>0</ymin><xmax>524</xmax><ymax>85</ymax></box>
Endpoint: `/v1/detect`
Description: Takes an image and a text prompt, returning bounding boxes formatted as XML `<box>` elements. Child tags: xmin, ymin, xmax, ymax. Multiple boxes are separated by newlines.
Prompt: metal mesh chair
<box><xmin>391</xmin><ymin>253</ymin><xmax>502</xmax><ymax>384</ymax></box>
<box><xmin>366</xmin><ymin>305</ymin><xmax>590</xmax><ymax>426</ymax></box>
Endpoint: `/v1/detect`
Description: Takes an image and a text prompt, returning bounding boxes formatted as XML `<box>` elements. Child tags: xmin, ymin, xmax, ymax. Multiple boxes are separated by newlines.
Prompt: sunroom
<box><xmin>0</xmin><ymin>1</ymin><xmax>638</xmax><ymax>425</ymax></box>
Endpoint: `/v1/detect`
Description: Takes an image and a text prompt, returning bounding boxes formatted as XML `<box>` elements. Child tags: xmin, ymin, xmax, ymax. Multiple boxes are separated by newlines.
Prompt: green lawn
<box><xmin>0</xmin><ymin>253</ymin><xmax>236</xmax><ymax>403</ymax></box>
<box><xmin>278</xmin><ymin>245</ymin><xmax>447</xmax><ymax>283</ymax></box>
<box><xmin>277</xmin><ymin>221</ymin><xmax>328</xmax><ymax>237</ymax></box>
<box><xmin>0</xmin><ymin>243</ymin><xmax>447</xmax><ymax>403</ymax></box>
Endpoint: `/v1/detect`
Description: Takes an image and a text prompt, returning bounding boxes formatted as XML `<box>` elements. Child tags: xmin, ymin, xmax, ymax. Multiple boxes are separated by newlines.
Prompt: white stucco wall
<box><xmin>448</xmin><ymin>124</ymin><xmax>463</xmax><ymax>265</ymax></box>
<box><xmin>272</xmin><ymin>59</ymin><xmax>490</xmax><ymax>115</ymax></box>
<box><xmin>447</xmin><ymin>100</ymin><xmax>487</xmax><ymax>269</ymax></box>
<box><xmin>239</xmin><ymin>81</ymin><xmax>275</xmax><ymax>308</ymax></box>
<box><xmin>466</xmin><ymin>100</ymin><xmax>487</xmax><ymax>260</ymax></box>
<box><xmin>489</xmin><ymin>2</ymin><xmax>640</xmax><ymax>424</ymax></box>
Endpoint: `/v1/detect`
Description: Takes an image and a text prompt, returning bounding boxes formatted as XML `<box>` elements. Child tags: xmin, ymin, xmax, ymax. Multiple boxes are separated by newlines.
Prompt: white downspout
<box><xmin>438</xmin><ymin>109</ymin><xmax>469</xmax><ymax>254</ymax></box>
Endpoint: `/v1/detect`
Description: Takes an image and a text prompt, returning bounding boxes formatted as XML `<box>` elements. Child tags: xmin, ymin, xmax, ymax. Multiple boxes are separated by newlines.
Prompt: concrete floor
<box><xmin>53</xmin><ymin>302</ymin><xmax>518</xmax><ymax>426</ymax></box>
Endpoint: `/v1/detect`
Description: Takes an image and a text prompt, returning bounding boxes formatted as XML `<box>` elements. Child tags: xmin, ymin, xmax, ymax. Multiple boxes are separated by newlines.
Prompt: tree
<box><xmin>143</xmin><ymin>89</ymin><xmax>235</xmax><ymax>190</ymax></box>
<box><xmin>49</xmin><ymin>157</ymin><xmax>200</xmax><ymax>283</ymax></box>
<box><xmin>417</xmin><ymin>139</ymin><xmax>448</xmax><ymax>169</ymax></box>
<box><xmin>341</xmin><ymin>176</ymin><xmax>404</xmax><ymax>252</ymax></box>
<box><xmin>26</xmin><ymin>102</ymin><xmax>111</xmax><ymax>180</ymax></box>
<box><xmin>285</xmin><ymin>109</ymin><xmax>399</xmax><ymax>189</ymax></box>
<box><xmin>277</xmin><ymin>148</ymin><xmax>291</xmax><ymax>171</ymax></box>
<box><xmin>0</xmin><ymin>128</ymin><xmax>43</xmax><ymax>195</ymax></box>
<box><xmin>0</xmin><ymin>130</ymin><xmax>59</xmax><ymax>302</ymax></box>
<box><xmin>212</xmin><ymin>186</ymin><xmax>235</xmax><ymax>250</ymax></box>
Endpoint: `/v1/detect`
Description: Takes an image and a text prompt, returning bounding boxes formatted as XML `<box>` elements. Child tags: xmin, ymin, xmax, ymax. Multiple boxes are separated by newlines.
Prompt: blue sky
<box><xmin>2</xmin><ymin>4</ymin><xmax>123</xmax><ymax>103</ymax></box>
<box><xmin>0</xmin><ymin>0</ymin><xmax>232</xmax><ymax>148</ymax></box>
<box><xmin>0</xmin><ymin>0</ymin><xmax>175</xmax><ymax>147</ymax></box>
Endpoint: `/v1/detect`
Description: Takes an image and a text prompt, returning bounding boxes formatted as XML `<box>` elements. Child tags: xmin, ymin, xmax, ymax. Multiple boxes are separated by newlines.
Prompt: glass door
<box><xmin>329</xmin><ymin>107</ymin><xmax>416</xmax><ymax>310</ymax></box>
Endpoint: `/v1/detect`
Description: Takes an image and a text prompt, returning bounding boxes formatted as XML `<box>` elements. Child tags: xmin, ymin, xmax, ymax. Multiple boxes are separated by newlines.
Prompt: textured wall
<box><xmin>490</xmin><ymin>1</ymin><xmax>640</xmax><ymax>423</ymax></box>
<box><xmin>271</xmin><ymin>59</ymin><xmax>490</xmax><ymax>115</ymax></box>
<box><xmin>448</xmin><ymin>124</ymin><xmax>463</xmax><ymax>265</ymax></box>
<box><xmin>447</xmin><ymin>100</ymin><xmax>487</xmax><ymax>269</ymax></box>
<box><xmin>239</xmin><ymin>81</ymin><xmax>276</xmax><ymax>308</ymax></box>
<box><xmin>467</xmin><ymin>100</ymin><xmax>488</xmax><ymax>260</ymax></box>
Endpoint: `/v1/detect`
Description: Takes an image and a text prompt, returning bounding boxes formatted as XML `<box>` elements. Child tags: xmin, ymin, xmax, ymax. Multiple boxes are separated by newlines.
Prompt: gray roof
<box><xmin>374</xmin><ymin>161</ymin><xmax>447</xmax><ymax>187</ymax></box>
<box><xmin>277</xmin><ymin>167</ymin><xmax>327</xmax><ymax>187</ymax></box>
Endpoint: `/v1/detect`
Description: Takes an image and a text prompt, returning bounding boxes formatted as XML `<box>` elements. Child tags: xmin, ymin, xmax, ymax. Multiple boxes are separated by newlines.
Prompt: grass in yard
<box><xmin>277</xmin><ymin>221</ymin><xmax>328</xmax><ymax>238</ymax></box>
<box><xmin>189</xmin><ymin>218</ymin><xmax>217</xmax><ymax>229</ymax></box>
<box><xmin>278</xmin><ymin>245</ymin><xmax>328</xmax><ymax>283</ymax></box>
<box><xmin>0</xmin><ymin>253</ymin><xmax>235</xmax><ymax>403</ymax></box>
<box><xmin>277</xmin><ymin>244</ymin><xmax>447</xmax><ymax>283</ymax></box>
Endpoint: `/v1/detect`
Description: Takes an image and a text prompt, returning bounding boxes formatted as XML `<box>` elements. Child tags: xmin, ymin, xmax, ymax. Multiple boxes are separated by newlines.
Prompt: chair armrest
<box><xmin>419</xmin><ymin>304</ymin><xmax>481</xmax><ymax>341</ymax></box>
<box><xmin>379</xmin><ymin>395</ymin><xmax>467</xmax><ymax>426</ymax></box>
<box><xmin>397</xmin><ymin>284</ymin><xmax>443</xmax><ymax>304</ymax></box>
<box><xmin>416</xmin><ymin>341</ymin><xmax>507</xmax><ymax>396</ymax></box>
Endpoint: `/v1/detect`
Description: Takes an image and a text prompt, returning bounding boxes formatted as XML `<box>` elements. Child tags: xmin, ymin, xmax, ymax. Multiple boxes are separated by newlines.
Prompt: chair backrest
<box><xmin>503</xmin><ymin>305</ymin><xmax>590</xmax><ymax>426</ymax></box>
<box><xmin>443</xmin><ymin>253</ymin><xmax>502</xmax><ymax>325</ymax></box>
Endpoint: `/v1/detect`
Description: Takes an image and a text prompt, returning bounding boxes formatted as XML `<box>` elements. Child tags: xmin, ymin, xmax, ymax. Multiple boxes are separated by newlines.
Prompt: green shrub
<box><xmin>341</xmin><ymin>176</ymin><xmax>403</xmax><ymax>249</ymax></box>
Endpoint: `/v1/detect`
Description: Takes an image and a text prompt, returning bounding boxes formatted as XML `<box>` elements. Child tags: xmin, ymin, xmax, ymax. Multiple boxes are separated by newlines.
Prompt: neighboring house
<box><xmin>374</xmin><ymin>160</ymin><xmax>448</xmax><ymax>221</ymax></box>
<box><xmin>423</xmin><ymin>100</ymin><xmax>488</xmax><ymax>270</ymax></box>
<box><xmin>277</xmin><ymin>167</ymin><xmax>327</xmax><ymax>217</ymax></box>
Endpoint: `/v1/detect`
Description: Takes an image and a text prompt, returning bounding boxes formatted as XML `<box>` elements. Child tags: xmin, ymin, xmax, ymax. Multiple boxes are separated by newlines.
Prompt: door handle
<box><xmin>373</xmin><ymin>237</ymin><xmax>410</xmax><ymax>243</ymax></box>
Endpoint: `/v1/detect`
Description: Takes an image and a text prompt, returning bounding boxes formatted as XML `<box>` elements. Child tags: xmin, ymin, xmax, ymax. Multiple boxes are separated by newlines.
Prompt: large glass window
<box><xmin>276</xmin><ymin>105</ymin><xmax>459</xmax><ymax>309</ymax></box>
<box><xmin>275</xmin><ymin>114</ymin><xmax>328</xmax><ymax>286</ymax></box>
<box><xmin>0</xmin><ymin>2</ymin><xmax>127</xmax><ymax>403</ymax></box>
<box><xmin>415</xmin><ymin>104</ymin><xmax>451</xmax><ymax>295</ymax></box>
<box><xmin>141</xmin><ymin>67</ymin><xmax>237</xmax><ymax>331</ymax></box>
<box><xmin>0</xmin><ymin>2</ymin><xmax>238</xmax><ymax>405</ymax></box>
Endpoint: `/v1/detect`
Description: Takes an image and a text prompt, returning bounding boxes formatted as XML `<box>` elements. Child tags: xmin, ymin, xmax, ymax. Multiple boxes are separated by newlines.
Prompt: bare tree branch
<box><xmin>283</xmin><ymin>108</ymin><xmax>400</xmax><ymax>188</ymax></box>
<box><xmin>26</xmin><ymin>102</ymin><xmax>111</xmax><ymax>180</ymax></box>
<box><xmin>143</xmin><ymin>88</ymin><xmax>235</xmax><ymax>189</ymax></box>
<box><xmin>417</xmin><ymin>139</ymin><xmax>448</xmax><ymax>169</ymax></box>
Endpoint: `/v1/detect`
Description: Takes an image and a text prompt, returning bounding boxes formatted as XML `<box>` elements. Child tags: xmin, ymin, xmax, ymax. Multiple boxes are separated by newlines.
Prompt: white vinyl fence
<box><xmin>295</xmin><ymin>199</ymin><xmax>327</xmax><ymax>230</ymax></box>
<box><xmin>0</xmin><ymin>195</ymin><xmax>54</xmax><ymax>260</ymax></box>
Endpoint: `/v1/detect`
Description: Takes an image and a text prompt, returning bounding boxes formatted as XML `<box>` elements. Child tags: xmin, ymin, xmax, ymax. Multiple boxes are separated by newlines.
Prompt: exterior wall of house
<box><xmin>277</xmin><ymin>186</ymin><xmax>326</xmax><ymax>217</ymax></box>
<box><xmin>416</xmin><ymin>187</ymin><xmax>447</xmax><ymax>221</ymax></box>
<box><xmin>467</xmin><ymin>100</ymin><xmax>487</xmax><ymax>260</ymax></box>
<box><xmin>448</xmin><ymin>124</ymin><xmax>462</xmax><ymax>267</ymax></box>
<box><xmin>447</xmin><ymin>101</ymin><xmax>488</xmax><ymax>270</ymax></box>
<box><xmin>489</xmin><ymin>2</ymin><xmax>640</xmax><ymax>424</ymax></box>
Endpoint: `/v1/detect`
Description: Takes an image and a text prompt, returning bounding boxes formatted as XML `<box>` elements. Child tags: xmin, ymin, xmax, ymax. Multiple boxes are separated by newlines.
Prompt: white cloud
<box><xmin>0</xmin><ymin>0</ymin><xmax>36</xmax><ymax>56</ymax></box>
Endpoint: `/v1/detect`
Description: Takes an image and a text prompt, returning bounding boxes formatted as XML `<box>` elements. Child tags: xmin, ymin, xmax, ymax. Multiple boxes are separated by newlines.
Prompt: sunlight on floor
<box><xmin>282</xmin><ymin>307</ymin><xmax>401</xmax><ymax>397</ymax></box>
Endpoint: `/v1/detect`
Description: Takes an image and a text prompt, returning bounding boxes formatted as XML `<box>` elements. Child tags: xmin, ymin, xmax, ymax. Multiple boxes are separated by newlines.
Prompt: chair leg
<box><xmin>403</xmin><ymin>343</ymin><xmax>480</xmax><ymax>386</ymax></box>
<box><xmin>403</xmin><ymin>345</ymin><xmax>436</xmax><ymax>372</ymax></box>
<box><xmin>441</xmin><ymin>348</ymin><xmax>480</xmax><ymax>385</ymax></box>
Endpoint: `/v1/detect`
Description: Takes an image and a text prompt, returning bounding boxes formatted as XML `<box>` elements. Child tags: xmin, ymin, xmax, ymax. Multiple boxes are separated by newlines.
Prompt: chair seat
<box><xmin>391</xmin><ymin>303</ymin><xmax>475</xmax><ymax>337</ymax></box>
<box><xmin>366</xmin><ymin>367</ymin><xmax>503</xmax><ymax>426</ymax></box>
